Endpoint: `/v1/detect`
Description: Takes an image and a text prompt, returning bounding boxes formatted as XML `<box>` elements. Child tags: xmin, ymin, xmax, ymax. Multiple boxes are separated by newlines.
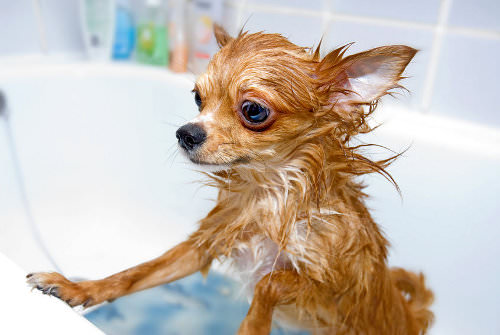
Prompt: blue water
<box><xmin>85</xmin><ymin>272</ymin><xmax>309</xmax><ymax>335</ymax></box>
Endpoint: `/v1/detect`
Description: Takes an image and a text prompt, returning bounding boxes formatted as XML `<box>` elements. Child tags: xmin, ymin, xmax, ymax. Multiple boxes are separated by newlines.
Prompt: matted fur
<box><xmin>188</xmin><ymin>28</ymin><xmax>433</xmax><ymax>334</ymax></box>
<box><xmin>27</xmin><ymin>27</ymin><xmax>433</xmax><ymax>335</ymax></box>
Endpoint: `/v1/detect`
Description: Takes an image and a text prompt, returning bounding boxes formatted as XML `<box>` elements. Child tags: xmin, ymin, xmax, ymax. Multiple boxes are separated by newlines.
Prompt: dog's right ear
<box><xmin>214</xmin><ymin>23</ymin><xmax>233</xmax><ymax>48</ymax></box>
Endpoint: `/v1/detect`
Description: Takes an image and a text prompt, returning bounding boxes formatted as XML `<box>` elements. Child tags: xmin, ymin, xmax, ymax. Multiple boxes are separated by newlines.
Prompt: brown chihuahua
<box><xmin>28</xmin><ymin>25</ymin><xmax>433</xmax><ymax>334</ymax></box>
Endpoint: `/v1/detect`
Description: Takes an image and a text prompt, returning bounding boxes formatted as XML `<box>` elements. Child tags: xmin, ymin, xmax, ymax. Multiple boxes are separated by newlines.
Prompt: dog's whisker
<box><xmin>164</xmin><ymin>143</ymin><xmax>179</xmax><ymax>165</ymax></box>
<box><xmin>172</xmin><ymin>114</ymin><xmax>189</xmax><ymax>123</ymax></box>
<box><xmin>160</xmin><ymin>120</ymin><xmax>182</xmax><ymax>128</ymax></box>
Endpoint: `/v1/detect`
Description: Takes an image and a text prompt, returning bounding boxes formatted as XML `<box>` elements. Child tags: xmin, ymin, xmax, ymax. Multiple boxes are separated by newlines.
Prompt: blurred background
<box><xmin>0</xmin><ymin>1</ymin><xmax>499</xmax><ymax>335</ymax></box>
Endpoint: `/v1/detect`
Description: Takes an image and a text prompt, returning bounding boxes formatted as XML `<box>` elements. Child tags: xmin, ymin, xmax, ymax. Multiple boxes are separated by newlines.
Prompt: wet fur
<box><xmin>28</xmin><ymin>26</ymin><xmax>433</xmax><ymax>334</ymax></box>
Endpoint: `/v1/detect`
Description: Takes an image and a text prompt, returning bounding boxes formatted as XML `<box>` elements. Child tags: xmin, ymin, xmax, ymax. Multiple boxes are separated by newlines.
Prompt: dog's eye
<box><xmin>241</xmin><ymin>101</ymin><xmax>269</xmax><ymax>123</ymax></box>
<box><xmin>194</xmin><ymin>91</ymin><xmax>202</xmax><ymax>109</ymax></box>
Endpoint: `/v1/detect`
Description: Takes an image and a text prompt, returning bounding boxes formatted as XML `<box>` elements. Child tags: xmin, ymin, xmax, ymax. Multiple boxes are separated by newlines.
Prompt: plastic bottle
<box><xmin>80</xmin><ymin>0</ymin><xmax>115</xmax><ymax>61</ymax></box>
<box><xmin>169</xmin><ymin>0</ymin><xmax>188</xmax><ymax>72</ymax></box>
<box><xmin>136</xmin><ymin>0</ymin><xmax>169</xmax><ymax>66</ymax></box>
<box><xmin>188</xmin><ymin>0</ymin><xmax>224</xmax><ymax>74</ymax></box>
<box><xmin>112</xmin><ymin>0</ymin><xmax>135</xmax><ymax>60</ymax></box>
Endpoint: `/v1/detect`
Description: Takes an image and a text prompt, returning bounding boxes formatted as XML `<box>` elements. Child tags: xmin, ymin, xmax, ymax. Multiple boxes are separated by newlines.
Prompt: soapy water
<box><xmin>85</xmin><ymin>272</ymin><xmax>309</xmax><ymax>335</ymax></box>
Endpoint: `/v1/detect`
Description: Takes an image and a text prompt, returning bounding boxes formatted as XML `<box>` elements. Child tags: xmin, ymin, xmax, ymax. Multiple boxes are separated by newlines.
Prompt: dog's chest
<box><xmin>229</xmin><ymin>235</ymin><xmax>326</xmax><ymax>331</ymax></box>
<box><xmin>229</xmin><ymin>236</ymin><xmax>294</xmax><ymax>297</ymax></box>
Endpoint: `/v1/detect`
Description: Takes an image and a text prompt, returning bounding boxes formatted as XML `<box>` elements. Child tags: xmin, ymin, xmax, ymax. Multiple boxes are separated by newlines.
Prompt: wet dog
<box><xmin>28</xmin><ymin>25</ymin><xmax>433</xmax><ymax>334</ymax></box>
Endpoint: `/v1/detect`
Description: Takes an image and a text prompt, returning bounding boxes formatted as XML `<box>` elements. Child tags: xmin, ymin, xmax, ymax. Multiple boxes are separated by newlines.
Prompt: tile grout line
<box><xmin>447</xmin><ymin>26</ymin><xmax>500</xmax><ymax>40</ymax></box>
<box><xmin>330</xmin><ymin>12</ymin><xmax>435</xmax><ymax>31</ymax></box>
<box><xmin>234</xmin><ymin>1</ymin><xmax>500</xmax><ymax>41</ymax></box>
<box><xmin>32</xmin><ymin>0</ymin><xmax>48</xmax><ymax>54</ymax></box>
<box><xmin>420</xmin><ymin>0</ymin><xmax>453</xmax><ymax>113</ymax></box>
<box><xmin>244</xmin><ymin>2</ymin><xmax>324</xmax><ymax>18</ymax></box>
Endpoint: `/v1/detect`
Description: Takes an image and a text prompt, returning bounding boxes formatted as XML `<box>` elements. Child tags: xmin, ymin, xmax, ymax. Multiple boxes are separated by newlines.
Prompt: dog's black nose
<box><xmin>176</xmin><ymin>123</ymin><xmax>207</xmax><ymax>151</ymax></box>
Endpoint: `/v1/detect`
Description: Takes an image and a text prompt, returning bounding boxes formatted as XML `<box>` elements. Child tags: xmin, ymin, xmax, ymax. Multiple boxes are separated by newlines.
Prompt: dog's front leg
<box><xmin>27</xmin><ymin>240</ymin><xmax>211</xmax><ymax>308</ymax></box>
<box><xmin>237</xmin><ymin>270</ymin><xmax>306</xmax><ymax>335</ymax></box>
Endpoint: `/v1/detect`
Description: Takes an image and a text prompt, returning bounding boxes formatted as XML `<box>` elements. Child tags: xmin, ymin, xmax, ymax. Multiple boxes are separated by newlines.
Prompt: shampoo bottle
<box><xmin>136</xmin><ymin>0</ymin><xmax>169</xmax><ymax>66</ymax></box>
<box><xmin>80</xmin><ymin>0</ymin><xmax>115</xmax><ymax>61</ymax></box>
<box><xmin>169</xmin><ymin>0</ymin><xmax>188</xmax><ymax>72</ymax></box>
<box><xmin>112</xmin><ymin>0</ymin><xmax>135</xmax><ymax>60</ymax></box>
<box><xmin>188</xmin><ymin>0</ymin><xmax>224</xmax><ymax>74</ymax></box>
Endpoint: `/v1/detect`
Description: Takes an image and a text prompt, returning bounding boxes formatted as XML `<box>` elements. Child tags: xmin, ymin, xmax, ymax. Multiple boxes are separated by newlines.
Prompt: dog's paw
<box><xmin>26</xmin><ymin>272</ymin><xmax>96</xmax><ymax>308</ymax></box>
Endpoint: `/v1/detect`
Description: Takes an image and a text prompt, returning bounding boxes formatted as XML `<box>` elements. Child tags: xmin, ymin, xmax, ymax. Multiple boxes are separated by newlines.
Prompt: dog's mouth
<box><xmin>190</xmin><ymin>156</ymin><xmax>250</xmax><ymax>167</ymax></box>
<box><xmin>179</xmin><ymin>147</ymin><xmax>250</xmax><ymax>171</ymax></box>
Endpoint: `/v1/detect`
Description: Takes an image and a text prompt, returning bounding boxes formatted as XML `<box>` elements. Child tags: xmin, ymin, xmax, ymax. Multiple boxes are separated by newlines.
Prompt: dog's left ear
<box><xmin>318</xmin><ymin>45</ymin><xmax>417</xmax><ymax>105</ymax></box>
<box><xmin>214</xmin><ymin>23</ymin><xmax>233</xmax><ymax>48</ymax></box>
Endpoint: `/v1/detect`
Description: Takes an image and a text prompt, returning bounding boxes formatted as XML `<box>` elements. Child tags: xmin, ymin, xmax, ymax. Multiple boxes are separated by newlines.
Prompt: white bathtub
<box><xmin>1</xmin><ymin>61</ymin><xmax>499</xmax><ymax>334</ymax></box>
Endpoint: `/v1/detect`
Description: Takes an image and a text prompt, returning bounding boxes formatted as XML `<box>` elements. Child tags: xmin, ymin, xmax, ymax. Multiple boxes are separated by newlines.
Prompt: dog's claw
<box><xmin>49</xmin><ymin>287</ymin><xmax>60</xmax><ymax>298</ymax></box>
<box><xmin>27</xmin><ymin>272</ymin><xmax>98</xmax><ymax>308</ymax></box>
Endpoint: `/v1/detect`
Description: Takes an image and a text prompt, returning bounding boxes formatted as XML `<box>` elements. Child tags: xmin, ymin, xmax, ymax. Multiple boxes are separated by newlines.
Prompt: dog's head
<box><xmin>176</xmin><ymin>25</ymin><xmax>416</xmax><ymax>172</ymax></box>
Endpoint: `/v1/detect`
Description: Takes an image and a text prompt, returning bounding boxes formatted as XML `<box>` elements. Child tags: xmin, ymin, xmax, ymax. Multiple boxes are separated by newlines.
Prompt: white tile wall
<box><xmin>330</xmin><ymin>0</ymin><xmax>440</xmax><ymax>24</ymax></box>
<box><xmin>249</xmin><ymin>0</ymin><xmax>323</xmax><ymax>11</ymax></box>
<box><xmin>431</xmin><ymin>34</ymin><xmax>500</xmax><ymax>126</ymax></box>
<box><xmin>0</xmin><ymin>0</ymin><xmax>499</xmax><ymax>126</ymax></box>
<box><xmin>241</xmin><ymin>9</ymin><xmax>323</xmax><ymax>48</ymax></box>
<box><xmin>221</xmin><ymin>1</ymin><xmax>241</xmax><ymax>36</ymax></box>
<box><xmin>449</xmin><ymin>0</ymin><xmax>500</xmax><ymax>31</ymax></box>
<box><xmin>39</xmin><ymin>0</ymin><xmax>85</xmax><ymax>54</ymax></box>
<box><xmin>0</xmin><ymin>0</ymin><xmax>42</xmax><ymax>55</ymax></box>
